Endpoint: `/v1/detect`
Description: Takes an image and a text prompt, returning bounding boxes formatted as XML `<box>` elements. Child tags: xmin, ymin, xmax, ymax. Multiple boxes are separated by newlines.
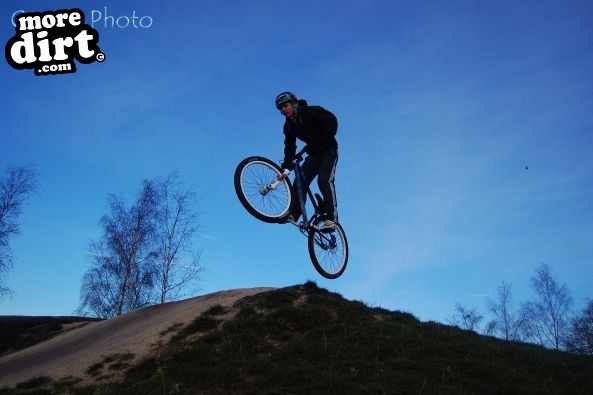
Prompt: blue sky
<box><xmin>1</xmin><ymin>0</ymin><xmax>592</xmax><ymax>323</ymax></box>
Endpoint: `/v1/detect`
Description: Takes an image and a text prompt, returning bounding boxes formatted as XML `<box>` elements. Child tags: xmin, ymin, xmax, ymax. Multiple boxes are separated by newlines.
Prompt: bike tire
<box><xmin>234</xmin><ymin>156</ymin><xmax>292</xmax><ymax>223</ymax></box>
<box><xmin>308</xmin><ymin>216</ymin><xmax>348</xmax><ymax>279</ymax></box>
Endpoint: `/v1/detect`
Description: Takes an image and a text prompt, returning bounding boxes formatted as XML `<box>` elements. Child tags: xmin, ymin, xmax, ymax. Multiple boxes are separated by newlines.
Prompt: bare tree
<box><xmin>0</xmin><ymin>164</ymin><xmax>38</xmax><ymax>299</ymax></box>
<box><xmin>519</xmin><ymin>264</ymin><xmax>573</xmax><ymax>350</ymax></box>
<box><xmin>79</xmin><ymin>180</ymin><xmax>159</xmax><ymax>318</ymax></box>
<box><xmin>486</xmin><ymin>282</ymin><xmax>520</xmax><ymax>341</ymax></box>
<box><xmin>79</xmin><ymin>250</ymin><xmax>124</xmax><ymax>318</ymax></box>
<box><xmin>153</xmin><ymin>173</ymin><xmax>203</xmax><ymax>303</ymax></box>
<box><xmin>565</xmin><ymin>299</ymin><xmax>593</xmax><ymax>355</ymax></box>
<box><xmin>79</xmin><ymin>174</ymin><xmax>204</xmax><ymax>318</ymax></box>
<box><xmin>448</xmin><ymin>303</ymin><xmax>484</xmax><ymax>332</ymax></box>
<box><xmin>517</xmin><ymin>302</ymin><xmax>545</xmax><ymax>345</ymax></box>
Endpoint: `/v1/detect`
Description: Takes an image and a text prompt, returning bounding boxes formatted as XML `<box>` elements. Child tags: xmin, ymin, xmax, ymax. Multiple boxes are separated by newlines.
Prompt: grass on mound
<box><xmin>0</xmin><ymin>316</ymin><xmax>101</xmax><ymax>357</ymax></box>
<box><xmin>2</xmin><ymin>281</ymin><xmax>592</xmax><ymax>394</ymax></box>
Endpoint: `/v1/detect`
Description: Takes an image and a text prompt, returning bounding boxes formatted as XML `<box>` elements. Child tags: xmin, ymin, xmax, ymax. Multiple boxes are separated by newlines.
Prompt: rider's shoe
<box><xmin>286</xmin><ymin>214</ymin><xmax>296</xmax><ymax>223</ymax></box>
<box><xmin>321</xmin><ymin>219</ymin><xmax>337</xmax><ymax>232</ymax></box>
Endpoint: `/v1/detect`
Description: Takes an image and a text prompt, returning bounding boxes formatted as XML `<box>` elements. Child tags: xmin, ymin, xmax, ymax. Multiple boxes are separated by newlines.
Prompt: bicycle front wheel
<box><xmin>234</xmin><ymin>156</ymin><xmax>292</xmax><ymax>223</ymax></box>
<box><xmin>308</xmin><ymin>217</ymin><xmax>348</xmax><ymax>279</ymax></box>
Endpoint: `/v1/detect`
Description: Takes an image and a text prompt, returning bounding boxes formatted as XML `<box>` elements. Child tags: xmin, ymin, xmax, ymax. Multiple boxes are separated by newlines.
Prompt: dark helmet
<box><xmin>275</xmin><ymin>91</ymin><xmax>298</xmax><ymax>109</ymax></box>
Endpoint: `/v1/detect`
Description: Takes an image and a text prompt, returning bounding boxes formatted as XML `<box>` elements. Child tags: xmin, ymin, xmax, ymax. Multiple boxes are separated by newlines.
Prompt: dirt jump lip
<box><xmin>0</xmin><ymin>287</ymin><xmax>274</xmax><ymax>388</ymax></box>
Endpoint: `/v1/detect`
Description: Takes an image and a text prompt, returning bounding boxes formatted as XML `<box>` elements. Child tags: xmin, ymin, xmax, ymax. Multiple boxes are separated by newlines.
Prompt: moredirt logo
<box><xmin>5</xmin><ymin>8</ymin><xmax>105</xmax><ymax>76</ymax></box>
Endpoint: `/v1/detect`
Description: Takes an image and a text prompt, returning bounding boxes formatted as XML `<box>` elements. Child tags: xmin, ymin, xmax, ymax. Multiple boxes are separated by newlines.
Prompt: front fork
<box><xmin>260</xmin><ymin>169</ymin><xmax>290</xmax><ymax>195</ymax></box>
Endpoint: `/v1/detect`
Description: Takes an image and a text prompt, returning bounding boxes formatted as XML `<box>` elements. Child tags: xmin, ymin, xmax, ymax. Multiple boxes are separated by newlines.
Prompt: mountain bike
<box><xmin>234</xmin><ymin>147</ymin><xmax>348</xmax><ymax>279</ymax></box>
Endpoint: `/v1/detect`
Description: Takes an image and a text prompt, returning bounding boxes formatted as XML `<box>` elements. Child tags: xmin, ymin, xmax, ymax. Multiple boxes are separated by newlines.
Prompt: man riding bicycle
<box><xmin>275</xmin><ymin>91</ymin><xmax>339</xmax><ymax>231</ymax></box>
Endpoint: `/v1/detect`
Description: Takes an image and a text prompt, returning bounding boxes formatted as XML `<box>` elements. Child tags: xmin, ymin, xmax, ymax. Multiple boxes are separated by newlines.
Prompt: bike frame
<box><xmin>287</xmin><ymin>149</ymin><xmax>323</xmax><ymax>231</ymax></box>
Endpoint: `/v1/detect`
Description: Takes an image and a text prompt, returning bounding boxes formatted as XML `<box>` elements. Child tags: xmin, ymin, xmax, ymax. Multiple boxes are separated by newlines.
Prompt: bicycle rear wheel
<box><xmin>234</xmin><ymin>156</ymin><xmax>292</xmax><ymax>223</ymax></box>
<box><xmin>308</xmin><ymin>217</ymin><xmax>348</xmax><ymax>279</ymax></box>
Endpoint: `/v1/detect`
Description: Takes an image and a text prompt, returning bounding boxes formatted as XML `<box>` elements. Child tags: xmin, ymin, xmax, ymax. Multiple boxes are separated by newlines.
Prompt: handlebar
<box><xmin>261</xmin><ymin>148</ymin><xmax>307</xmax><ymax>196</ymax></box>
<box><xmin>289</xmin><ymin>147</ymin><xmax>307</xmax><ymax>166</ymax></box>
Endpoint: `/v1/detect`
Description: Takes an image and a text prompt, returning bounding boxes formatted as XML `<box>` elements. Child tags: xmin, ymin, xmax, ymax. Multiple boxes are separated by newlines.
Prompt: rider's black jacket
<box><xmin>282</xmin><ymin>99</ymin><xmax>338</xmax><ymax>167</ymax></box>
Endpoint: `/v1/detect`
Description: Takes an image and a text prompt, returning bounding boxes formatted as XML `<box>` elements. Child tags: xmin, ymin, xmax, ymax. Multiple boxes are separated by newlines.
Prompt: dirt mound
<box><xmin>0</xmin><ymin>287</ymin><xmax>273</xmax><ymax>387</ymax></box>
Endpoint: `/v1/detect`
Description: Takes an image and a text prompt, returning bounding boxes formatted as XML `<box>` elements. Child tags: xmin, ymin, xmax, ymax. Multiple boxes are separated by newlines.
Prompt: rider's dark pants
<box><xmin>290</xmin><ymin>147</ymin><xmax>338</xmax><ymax>222</ymax></box>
